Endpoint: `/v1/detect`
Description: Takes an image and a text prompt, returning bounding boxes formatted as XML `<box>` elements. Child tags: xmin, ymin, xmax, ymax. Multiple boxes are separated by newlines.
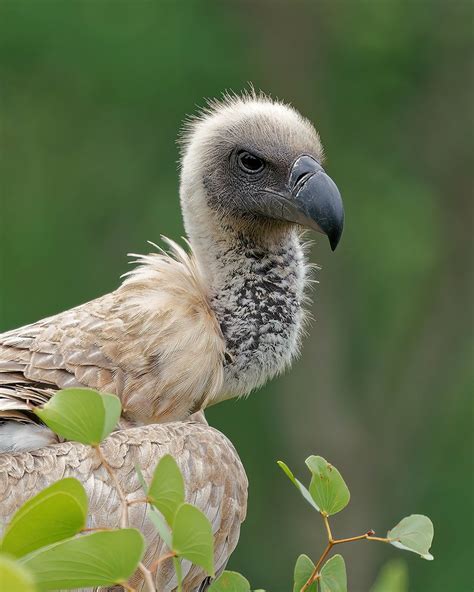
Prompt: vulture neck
<box><xmin>189</xmin><ymin>218</ymin><xmax>308</xmax><ymax>399</ymax></box>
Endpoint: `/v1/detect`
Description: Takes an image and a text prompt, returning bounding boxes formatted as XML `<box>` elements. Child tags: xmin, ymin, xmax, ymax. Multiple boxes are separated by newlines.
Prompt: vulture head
<box><xmin>180</xmin><ymin>93</ymin><xmax>344</xmax><ymax>253</ymax></box>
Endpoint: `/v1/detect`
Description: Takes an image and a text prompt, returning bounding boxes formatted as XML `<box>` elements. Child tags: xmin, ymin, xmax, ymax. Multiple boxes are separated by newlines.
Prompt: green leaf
<box><xmin>172</xmin><ymin>503</ymin><xmax>214</xmax><ymax>576</ymax></box>
<box><xmin>21</xmin><ymin>529</ymin><xmax>145</xmax><ymax>589</ymax></box>
<box><xmin>148</xmin><ymin>506</ymin><xmax>172</xmax><ymax>549</ymax></box>
<box><xmin>1</xmin><ymin>478</ymin><xmax>87</xmax><ymax>558</ymax></box>
<box><xmin>101</xmin><ymin>393</ymin><xmax>122</xmax><ymax>441</ymax></box>
<box><xmin>319</xmin><ymin>554</ymin><xmax>347</xmax><ymax>592</ymax></box>
<box><xmin>387</xmin><ymin>514</ymin><xmax>434</xmax><ymax>560</ymax></box>
<box><xmin>208</xmin><ymin>570</ymin><xmax>251</xmax><ymax>591</ymax></box>
<box><xmin>277</xmin><ymin>461</ymin><xmax>321</xmax><ymax>511</ymax></box>
<box><xmin>148</xmin><ymin>454</ymin><xmax>185</xmax><ymax>526</ymax></box>
<box><xmin>306</xmin><ymin>456</ymin><xmax>350</xmax><ymax>516</ymax></box>
<box><xmin>370</xmin><ymin>559</ymin><xmax>408</xmax><ymax>592</ymax></box>
<box><xmin>0</xmin><ymin>555</ymin><xmax>36</xmax><ymax>592</ymax></box>
<box><xmin>35</xmin><ymin>388</ymin><xmax>121</xmax><ymax>446</ymax></box>
<box><xmin>293</xmin><ymin>554</ymin><xmax>317</xmax><ymax>592</ymax></box>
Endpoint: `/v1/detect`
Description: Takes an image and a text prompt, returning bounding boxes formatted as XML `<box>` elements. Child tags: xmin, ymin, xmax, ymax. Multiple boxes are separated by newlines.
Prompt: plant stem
<box><xmin>332</xmin><ymin>533</ymin><xmax>371</xmax><ymax>545</ymax></box>
<box><xmin>322</xmin><ymin>514</ymin><xmax>333</xmax><ymax>541</ymax></box>
<box><xmin>138</xmin><ymin>562</ymin><xmax>156</xmax><ymax>592</ymax></box>
<box><xmin>94</xmin><ymin>445</ymin><xmax>129</xmax><ymax>529</ymax></box>
<box><xmin>149</xmin><ymin>551</ymin><xmax>177</xmax><ymax>573</ymax></box>
<box><xmin>366</xmin><ymin>535</ymin><xmax>391</xmax><ymax>543</ymax></box>
<box><xmin>127</xmin><ymin>497</ymin><xmax>149</xmax><ymax>507</ymax></box>
<box><xmin>301</xmin><ymin>517</ymin><xmax>392</xmax><ymax>591</ymax></box>
<box><xmin>94</xmin><ymin>446</ymin><xmax>157</xmax><ymax>592</ymax></box>
<box><xmin>301</xmin><ymin>542</ymin><xmax>331</xmax><ymax>591</ymax></box>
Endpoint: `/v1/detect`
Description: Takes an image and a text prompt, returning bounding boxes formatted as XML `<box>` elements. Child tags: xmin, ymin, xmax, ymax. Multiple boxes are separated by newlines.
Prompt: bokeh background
<box><xmin>1</xmin><ymin>1</ymin><xmax>472</xmax><ymax>590</ymax></box>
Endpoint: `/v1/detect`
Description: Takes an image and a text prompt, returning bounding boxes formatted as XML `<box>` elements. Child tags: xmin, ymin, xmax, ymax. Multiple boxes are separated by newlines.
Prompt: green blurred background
<box><xmin>0</xmin><ymin>1</ymin><xmax>472</xmax><ymax>590</ymax></box>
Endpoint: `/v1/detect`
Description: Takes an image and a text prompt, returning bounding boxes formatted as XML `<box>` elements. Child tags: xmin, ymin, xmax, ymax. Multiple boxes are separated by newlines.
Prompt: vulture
<box><xmin>0</xmin><ymin>92</ymin><xmax>344</xmax><ymax>589</ymax></box>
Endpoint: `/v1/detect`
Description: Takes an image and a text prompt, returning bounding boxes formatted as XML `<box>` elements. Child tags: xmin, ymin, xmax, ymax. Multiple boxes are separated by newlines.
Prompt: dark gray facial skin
<box><xmin>201</xmin><ymin>116</ymin><xmax>344</xmax><ymax>250</ymax></box>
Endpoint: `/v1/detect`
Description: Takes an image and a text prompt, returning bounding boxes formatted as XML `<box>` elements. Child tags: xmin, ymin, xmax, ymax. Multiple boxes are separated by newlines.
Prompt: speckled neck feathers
<box><xmin>205</xmin><ymin>229</ymin><xmax>309</xmax><ymax>399</ymax></box>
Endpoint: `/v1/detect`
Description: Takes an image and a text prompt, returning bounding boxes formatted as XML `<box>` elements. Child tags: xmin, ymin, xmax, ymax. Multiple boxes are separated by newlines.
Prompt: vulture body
<box><xmin>0</xmin><ymin>92</ymin><xmax>344</xmax><ymax>588</ymax></box>
<box><xmin>0</xmin><ymin>416</ymin><xmax>247</xmax><ymax>591</ymax></box>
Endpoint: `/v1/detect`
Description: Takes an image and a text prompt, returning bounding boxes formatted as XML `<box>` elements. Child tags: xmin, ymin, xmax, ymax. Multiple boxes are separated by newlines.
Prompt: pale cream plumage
<box><xmin>0</xmin><ymin>415</ymin><xmax>247</xmax><ymax>591</ymax></box>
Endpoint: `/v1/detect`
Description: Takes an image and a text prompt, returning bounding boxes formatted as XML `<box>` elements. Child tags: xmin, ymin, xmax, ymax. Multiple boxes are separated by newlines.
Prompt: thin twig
<box><xmin>301</xmin><ymin>543</ymin><xmax>331</xmax><ymax>592</ymax></box>
<box><xmin>333</xmin><ymin>533</ymin><xmax>372</xmax><ymax>545</ymax></box>
<box><xmin>94</xmin><ymin>445</ymin><xmax>129</xmax><ymax>529</ymax></box>
<box><xmin>301</xmin><ymin>518</ymin><xmax>392</xmax><ymax>592</ymax></box>
<box><xmin>322</xmin><ymin>514</ymin><xmax>333</xmax><ymax>541</ymax></box>
<box><xmin>333</xmin><ymin>532</ymin><xmax>390</xmax><ymax>545</ymax></box>
<box><xmin>127</xmin><ymin>497</ymin><xmax>149</xmax><ymax>507</ymax></box>
<box><xmin>311</xmin><ymin>543</ymin><xmax>332</xmax><ymax>580</ymax></box>
<box><xmin>149</xmin><ymin>551</ymin><xmax>177</xmax><ymax>573</ymax></box>
<box><xmin>94</xmin><ymin>445</ymin><xmax>156</xmax><ymax>591</ymax></box>
<box><xmin>366</xmin><ymin>535</ymin><xmax>391</xmax><ymax>543</ymax></box>
<box><xmin>138</xmin><ymin>562</ymin><xmax>156</xmax><ymax>592</ymax></box>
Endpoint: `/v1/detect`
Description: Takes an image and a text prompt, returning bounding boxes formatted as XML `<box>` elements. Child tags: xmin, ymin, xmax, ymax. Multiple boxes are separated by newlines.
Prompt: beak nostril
<box><xmin>293</xmin><ymin>171</ymin><xmax>314</xmax><ymax>195</ymax></box>
<box><xmin>288</xmin><ymin>154</ymin><xmax>323</xmax><ymax>193</ymax></box>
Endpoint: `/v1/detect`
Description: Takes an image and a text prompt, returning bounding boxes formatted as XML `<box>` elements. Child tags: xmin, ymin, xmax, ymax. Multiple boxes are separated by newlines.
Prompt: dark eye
<box><xmin>237</xmin><ymin>150</ymin><xmax>265</xmax><ymax>174</ymax></box>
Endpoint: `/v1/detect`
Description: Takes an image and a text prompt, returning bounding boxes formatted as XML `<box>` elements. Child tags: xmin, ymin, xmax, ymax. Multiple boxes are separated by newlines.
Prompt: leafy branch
<box><xmin>278</xmin><ymin>456</ymin><xmax>434</xmax><ymax>592</ymax></box>
<box><xmin>0</xmin><ymin>388</ymin><xmax>435</xmax><ymax>592</ymax></box>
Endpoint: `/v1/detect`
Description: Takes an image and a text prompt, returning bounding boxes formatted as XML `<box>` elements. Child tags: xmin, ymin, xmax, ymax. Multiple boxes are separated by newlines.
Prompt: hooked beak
<box><xmin>262</xmin><ymin>155</ymin><xmax>344</xmax><ymax>250</ymax></box>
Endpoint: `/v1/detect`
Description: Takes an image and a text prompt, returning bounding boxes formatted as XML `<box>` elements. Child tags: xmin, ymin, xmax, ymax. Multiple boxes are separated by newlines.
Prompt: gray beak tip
<box><xmin>326</xmin><ymin>208</ymin><xmax>344</xmax><ymax>250</ymax></box>
<box><xmin>329</xmin><ymin>225</ymin><xmax>343</xmax><ymax>251</ymax></box>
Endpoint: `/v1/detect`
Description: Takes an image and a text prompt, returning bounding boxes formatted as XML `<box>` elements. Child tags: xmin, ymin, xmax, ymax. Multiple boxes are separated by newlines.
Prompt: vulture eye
<box><xmin>237</xmin><ymin>151</ymin><xmax>265</xmax><ymax>174</ymax></box>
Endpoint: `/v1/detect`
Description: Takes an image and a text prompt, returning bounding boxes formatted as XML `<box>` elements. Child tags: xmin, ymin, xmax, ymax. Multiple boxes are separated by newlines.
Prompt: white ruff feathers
<box><xmin>118</xmin><ymin>237</ymin><xmax>226</xmax><ymax>420</ymax></box>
